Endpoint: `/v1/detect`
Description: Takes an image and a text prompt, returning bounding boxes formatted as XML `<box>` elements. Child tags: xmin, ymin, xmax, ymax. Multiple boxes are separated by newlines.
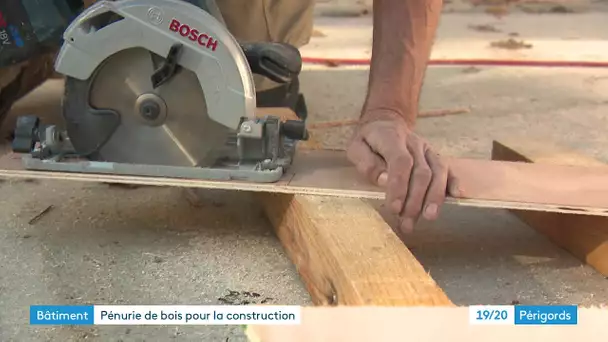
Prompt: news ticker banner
<box><xmin>31</xmin><ymin>305</ymin><xmax>301</xmax><ymax>325</ymax></box>
<box><xmin>29</xmin><ymin>304</ymin><xmax>581</xmax><ymax>326</ymax></box>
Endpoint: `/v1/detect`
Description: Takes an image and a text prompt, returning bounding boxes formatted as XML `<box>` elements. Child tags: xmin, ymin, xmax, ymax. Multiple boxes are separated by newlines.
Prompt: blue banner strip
<box><xmin>514</xmin><ymin>305</ymin><xmax>577</xmax><ymax>325</ymax></box>
<box><xmin>30</xmin><ymin>305</ymin><xmax>94</xmax><ymax>325</ymax></box>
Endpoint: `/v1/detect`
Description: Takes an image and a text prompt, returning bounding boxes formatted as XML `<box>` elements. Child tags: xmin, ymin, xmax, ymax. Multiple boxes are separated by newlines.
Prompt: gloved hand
<box><xmin>346</xmin><ymin>108</ymin><xmax>462</xmax><ymax>233</ymax></box>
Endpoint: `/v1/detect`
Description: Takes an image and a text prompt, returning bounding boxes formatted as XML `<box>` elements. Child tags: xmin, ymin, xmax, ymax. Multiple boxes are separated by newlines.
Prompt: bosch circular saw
<box><xmin>11</xmin><ymin>0</ymin><xmax>309</xmax><ymax>183</ymax></box>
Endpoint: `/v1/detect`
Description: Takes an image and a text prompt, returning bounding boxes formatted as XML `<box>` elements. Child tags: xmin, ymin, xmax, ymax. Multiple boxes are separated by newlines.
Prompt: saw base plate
<box><xmin>21</xmin><ymin>156</ymin><xmax>284</xmax><ymax>183</ymax></box>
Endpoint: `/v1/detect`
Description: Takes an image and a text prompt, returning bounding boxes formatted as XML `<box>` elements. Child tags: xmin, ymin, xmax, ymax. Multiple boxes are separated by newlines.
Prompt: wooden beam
<box><xmin>492</xmin><ymin>138</ymin><xmax>608</xmax><ymax>276</ymax></box>
<box><xmin>260</xmin><ymin>194</ymin><xmax>453</xmax><ymax>306</ymax></box>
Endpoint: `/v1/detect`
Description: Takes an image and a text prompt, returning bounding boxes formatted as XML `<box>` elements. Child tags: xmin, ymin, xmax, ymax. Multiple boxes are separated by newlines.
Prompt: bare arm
<box><xmin>348</xmin><ymin>0</ymin><xmax>460</xmax><ymax>233</ymax></box>
<box><xmin>364</xmin><ymin>0</ymin><xmax>442</xmax><ymax>127</ymax></box>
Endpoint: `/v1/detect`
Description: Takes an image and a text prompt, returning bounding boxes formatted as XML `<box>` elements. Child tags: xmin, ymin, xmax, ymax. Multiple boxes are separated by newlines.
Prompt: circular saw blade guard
<box><xmin>14</xmin><ymin>0</ymin><xmax>309</xmax><ymax>183</ymax></box>
<box><xmin>55</xmin><ymin>0</ymin><xmax>256</xmax><ymax>130</ymax></box>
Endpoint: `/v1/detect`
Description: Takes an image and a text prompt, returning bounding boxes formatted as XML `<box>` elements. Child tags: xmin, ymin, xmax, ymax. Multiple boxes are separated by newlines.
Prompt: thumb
<box><xmin>377</xmin><ymin>172</ymin><xmax>388</xmax><ymax>187</ymax></box>
<box><xmin>447</xmin><ymin>169</ymin><xmax>464</xmax><ymax>198</ymax></box>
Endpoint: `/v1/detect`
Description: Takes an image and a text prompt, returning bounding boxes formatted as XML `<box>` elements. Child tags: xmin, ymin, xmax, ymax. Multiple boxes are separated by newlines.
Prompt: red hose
<box><xmin>302</xmin><ymin>56</ymin><xmax>608</xmax><ymax>68</ymax></box>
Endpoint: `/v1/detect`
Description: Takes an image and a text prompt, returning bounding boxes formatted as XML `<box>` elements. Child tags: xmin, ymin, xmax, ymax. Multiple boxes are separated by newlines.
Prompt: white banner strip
<box><xmin>93</xmin><ymin>305</ymin><xmax>301</xmax><ymax>325</ymax></box>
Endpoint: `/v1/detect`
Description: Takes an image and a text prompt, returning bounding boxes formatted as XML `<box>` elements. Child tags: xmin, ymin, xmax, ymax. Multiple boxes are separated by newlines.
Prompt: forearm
<box><xmin>364</xmin><ymin>0</ymin><xmax>442</xmax><ymax>127</ymax></box>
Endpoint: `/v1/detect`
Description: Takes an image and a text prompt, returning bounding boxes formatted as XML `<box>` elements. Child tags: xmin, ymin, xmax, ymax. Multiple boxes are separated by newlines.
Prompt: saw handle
<box><xmin>240</xmin><ymin>42</ymin><xmax>302</xmax><ymax>84</ymax></box>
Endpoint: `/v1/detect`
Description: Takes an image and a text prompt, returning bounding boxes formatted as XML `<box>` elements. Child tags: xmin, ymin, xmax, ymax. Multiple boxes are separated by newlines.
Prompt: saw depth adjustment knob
<box><xmin>281</xmin><ymin>120</ymin><xmax>309</xmax><ymax>141</ymax></box>
<box><xmin>12</xmin><ymin>115</ymin><xmax>41</xmax><ymax>153</ymax></box>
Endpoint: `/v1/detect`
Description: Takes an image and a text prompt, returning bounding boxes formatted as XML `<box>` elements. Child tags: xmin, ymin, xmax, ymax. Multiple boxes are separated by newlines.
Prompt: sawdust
<box><xmin>323</xmin><ymin>60</ymin><xmax>341</xmax><ymax>67</ymax></box>
<box><xmin>16</xmin><ymin>178</ymin><xmax>38</xmax><ymax>184</ymax></box>
<box><xmin>462</xmin><ymin>66</ymin><xmax>482</xmax><ymax>74</ymax></box>
<box><xmin>468</xmin><ymin>24</ymin><xmax>502</xmax><ymax>33</ymax></box>
<box><xmin>311</xmin><ymin>29</ymin><xmax>327</xmax><ymax>38</ymax></box>
<box><xmin>465</xmin><ymin>0</ymin><xmax>518</xmax><ymax>17</ymax></box>
<box><xmin>319</xmin><ymin>6</ymin><xmax>369</xmax><ymax>18</ymax></box>
<box><xmin>548</xmin><ymin>5</ymin><xmax>575</xmax><ymax>13</ymax></box>
<box><xmin>299</xmin><ymin>132</ymin><xmax>325</xmax><ymax>150</ymax></box>
<box><xmin>469</xmin><ymin>0</ymin><xmax>515</xmax><ymax>5</ymax></box>
<box><xmin>467</xmin><ymin>0</ymin><xmax>579</xmax><ymax>15</ymax></box>
<box><xmin>28</xmin><ymin>205</ymin><xmax>54</xmax><ymax>225</ymax></box>
<box><xmin>484</xmin><ymin>5</ymin><xmax>511</xmax><ymax>18</ymax></box>
<box><xmin>183</xmin><ymin>188</ymin><xmax>227</xmax><ymax>208</ymax></box>
<box><xmin>218</xmin><ymin>290</ymin><xmax>274</xmax><ymax>305</ymax></box>
<box><xmin>490</xmin><ymin>38</ymin><xmax>533</xmax><ymax>50</ymax></box>
<box><xmin>519</xmin><ymin>4</ymin><xmax>576</xmax><ymax>13</ymax></box>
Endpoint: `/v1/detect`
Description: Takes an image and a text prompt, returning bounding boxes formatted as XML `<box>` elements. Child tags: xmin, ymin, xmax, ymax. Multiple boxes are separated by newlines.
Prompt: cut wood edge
<box><xmin>492</xmin><ymin>138</ymin><xmax>608</xmax><ymax>276</ymax></box>
<box><xmin>259</xmin><ymin>193</ymin><xmax>453</xmax><ymax>306</ymax></box>
<box><xmin>2</xmin><ymin>153</ymin><xmax>608</xmax><ymax>216</ymax></box>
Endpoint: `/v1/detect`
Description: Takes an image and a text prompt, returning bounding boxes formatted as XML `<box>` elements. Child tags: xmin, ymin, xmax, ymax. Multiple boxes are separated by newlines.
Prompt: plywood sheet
<box><xmin>1</xmin><ymin>149</ymin><xmax>608</xmax><ymax>216</ymax></box>
<box><xmin>492</xmin><ymin>138</ymin><xmax>608</xmax><ymax>276</ymax></box>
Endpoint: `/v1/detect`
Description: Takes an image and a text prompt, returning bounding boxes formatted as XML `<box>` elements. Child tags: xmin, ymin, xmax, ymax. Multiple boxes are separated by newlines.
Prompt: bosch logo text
<box><xmin>169</xmin><ymin>19</ymin><xmax>217</xmax><ymax>51</ymax></box>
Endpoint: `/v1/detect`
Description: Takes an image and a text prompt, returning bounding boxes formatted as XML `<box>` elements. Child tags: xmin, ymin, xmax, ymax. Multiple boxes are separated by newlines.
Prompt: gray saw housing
<box><xmin>12</xmin><ymin>0</ymin><xmax>308</xmax><ymax>183</ymax></box>
<box><xmin>56</xmin><ymin>0</ymin><xmax>255</xmax><ymax>130</ymax></box>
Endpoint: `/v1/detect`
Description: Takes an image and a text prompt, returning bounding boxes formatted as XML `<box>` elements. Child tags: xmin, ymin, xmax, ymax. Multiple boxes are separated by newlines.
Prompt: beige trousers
<box><xmin>216</xmin><ymin>0</ymin><xmax>314</xmax><ymax>47</ymax></box>
<box><xmin>216</xmin><ymin>0</ymin><xmax>315</xmax><ymax>91</ymax></box>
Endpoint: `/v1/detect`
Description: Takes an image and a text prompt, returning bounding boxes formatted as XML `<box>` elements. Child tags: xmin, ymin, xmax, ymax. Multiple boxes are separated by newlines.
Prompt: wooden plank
<box><xmin>492</xmin><ymin>138</ymin><xmax>608</xmax><ymax>276</ymax></box>
<box><xmin>2</xmin><ymin>150</ymin><xmax>608</xmax><ymax>216</ymax></box>
<box><xmin>260</xmin><ymin>194</ymin><xmax>453</xmax><ymax>306</ymax></box>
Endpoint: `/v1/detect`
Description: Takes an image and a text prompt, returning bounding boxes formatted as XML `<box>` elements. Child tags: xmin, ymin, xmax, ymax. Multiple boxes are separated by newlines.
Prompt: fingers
<box><xmin>398</xmin><ymin>142</ymin><xmax>432</xmax><ymax>233</ymax></box>
<box><xmin>362</xmin><ymin>128</ymin><xmax>413</xmax><ymax>213</ymax></box>
<box><xmin>421</xmin><ymin>149</ymin><xmax>449</xmax><ymax>220</ymax></box>
<box><xmin>346</xmin><ymin>138</ymin><xmax>388</xmax><ymax>186</ymax></box>
<box><xmin>385</xmin><ymin>148</ymin><xmax>414</xmax><ymax>217</ymax></box>
<box><xmin>348</xmin><ymin>120</ymin><xmax>453</xmax><ymax>234</ymax></box>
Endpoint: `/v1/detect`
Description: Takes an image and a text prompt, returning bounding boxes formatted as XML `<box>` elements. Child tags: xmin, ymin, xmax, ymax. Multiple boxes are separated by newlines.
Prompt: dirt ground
<box><xmin>2</xmin><ymin>2</ymin><xmax>608</xmax><ymax>342</ymax></box>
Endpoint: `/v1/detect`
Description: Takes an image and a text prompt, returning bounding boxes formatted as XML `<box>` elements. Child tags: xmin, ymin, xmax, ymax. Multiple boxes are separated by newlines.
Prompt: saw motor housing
<box><xmin>12</xmin><ymin>0</ymin><xmax>309</xmax><ymax>182</ymax></box>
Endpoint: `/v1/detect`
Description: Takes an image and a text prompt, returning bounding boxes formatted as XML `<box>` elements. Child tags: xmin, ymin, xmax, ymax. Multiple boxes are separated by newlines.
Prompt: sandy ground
<box><xmin>2</xmin><ymin>4</ymin><xmax>608</xmax><ymax>342</ymax></box>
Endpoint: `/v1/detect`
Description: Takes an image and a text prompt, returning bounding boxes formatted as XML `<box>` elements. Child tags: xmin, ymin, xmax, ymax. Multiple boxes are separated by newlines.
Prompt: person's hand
<box><xmin>346</xmin><ymin>109</ymin><xmax>461</xmax><ymax>233</ymax></box>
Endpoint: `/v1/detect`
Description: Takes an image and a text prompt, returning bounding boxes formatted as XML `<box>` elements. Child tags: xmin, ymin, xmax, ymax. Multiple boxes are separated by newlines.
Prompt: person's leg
<box><xmin>215</xmin><ymin>0</ymin><xmax>313</xmax><ymax>50</ymax></box>
<box><xmin>215</xmin><ymin>0</ymin><xmax>314</xmax><ymax>117</ymax></box>
<box><xmin>0</xmin><ymin>54</ymin><xmax>55</xmax><ymax>128</ymax></box>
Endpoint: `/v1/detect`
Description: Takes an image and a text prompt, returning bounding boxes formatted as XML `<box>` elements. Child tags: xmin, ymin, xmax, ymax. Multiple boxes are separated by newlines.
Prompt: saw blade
<box><xmin>64</xmin><ymin>47</ymin><xmax>231</xmax><ymax>167</ymax></box>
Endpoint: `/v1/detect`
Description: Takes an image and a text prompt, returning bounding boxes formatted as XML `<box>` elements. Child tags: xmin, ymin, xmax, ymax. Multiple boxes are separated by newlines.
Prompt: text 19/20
<box><xmin>476</xmin><ymin>309</ymin><xmax>508</xmax><ymax>321</ymax></box>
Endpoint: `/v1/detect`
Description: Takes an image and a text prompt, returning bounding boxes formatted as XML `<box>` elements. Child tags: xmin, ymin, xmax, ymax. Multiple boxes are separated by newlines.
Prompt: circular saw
<box><xmin>11</xmin><ymin>0</ymin><xmax>309</xmax><ymax>182</ymax></box>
